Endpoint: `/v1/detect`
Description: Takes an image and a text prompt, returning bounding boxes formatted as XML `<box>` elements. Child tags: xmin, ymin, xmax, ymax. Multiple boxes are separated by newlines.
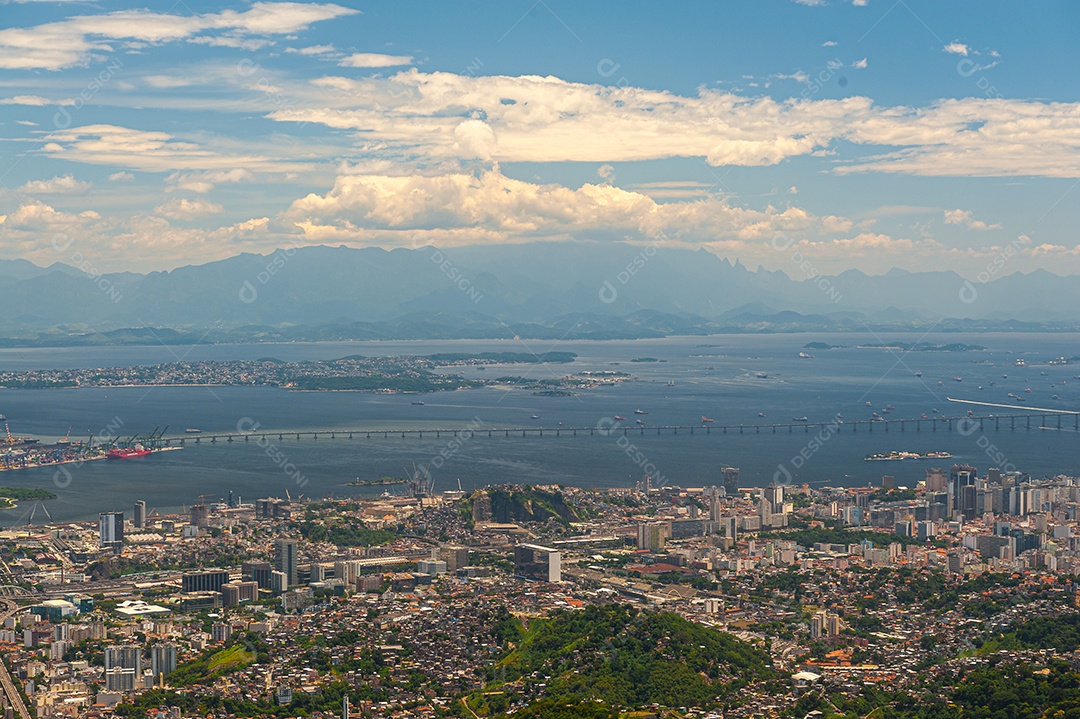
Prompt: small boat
<box><xmin>185</xmin><ymin>428</ymin><xmax>202</xmax><ymax>434</ymax></box>
<box><xmin>1025</xmin><ymin>387</ymin><xmax>1032</xmax><ymax>393</ymax></box>
<box><xmin>953</xmin><ymin>377</ymin><xmax>963</xmax><ymax>382</ymax></box>
<box><xmin>634</xmin><ymin>409</ymin><xmax>648</xmax><ymax>415</ymax></box>
<box><xmin>1054</xmin><ymin>394</ymin><xmax>1061</xmax><ymax>400</ymax></box>
<box><xmin>865</xmin><ymin>401</ymin><xmax>872</xmax><ymax>407</ymax></box>
<box><xmin>701</xmin><ymin>416</ymin><xmax>715</xmax><ymax>423</ymax></box>
<box><xmin>665</xmin><ymin>380</ymin><xmax>675</xmax><ymax>387</ymax></box>
<box><xmin>411</xmin><ymin>401</ymin><xmax>425</xmax><ymax>406</ymax></box>
<box><xmin>755</xmin><ymin>372</ymin><xmax>768</xmax><ymax>379</ymax></box>
<box><xmin>614</xmin><ymin>415</ymin><xmax>627</xmax><ymax>421</ymax></box>
<box><xmin>798</xmin><ymin>352</ymin><xmax>814</xmax><ymax>359</ymax></box>
<box><xmin>636</xmin><ymin>419</ymin><xmax>645</xmax><ymax>425</ymax></box>
<box><xmin>914</xmin><ymin>371</ymin><xmax>922</xmax><ymax>377</ymax></box>
<box><xmin>793</xmin><ymin>416</ymin><xmax>809</xmax><ymax>422</ymax></box>
<box><xmin>758</xmin><ymin>412</ymin><xmax>766</xmax><ymax>418</ymax></box>
<box><xmin>530</xmin><ymin>415</ymin><xmax>540</xmax><ymax>420</ymax></box>
<box><xmin>938</xmin><ymin>381</ymin><xmax>944</xmax><ymax>386</ymax></box>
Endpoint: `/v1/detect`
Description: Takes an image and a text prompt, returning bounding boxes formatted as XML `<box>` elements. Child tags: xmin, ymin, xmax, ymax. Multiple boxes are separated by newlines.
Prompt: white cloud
<box><xmin>166</xmin><ymin>168</ymin><xmax>255</xmax><ymax>194</ymax></box>
<box><xmin>339</xmin><ymin>53</ymin><xmax>415</xmax><ymax>68</ymax></box>
<box><xmin>943</xmin><ymin>208</ymin><xmax>1001</xmax><ymax>230</ymax></box>
<box><xmin>154</xmin><ymin>197</ymin><xmax>223</xmax><ymax>220</ymax></box>
<box><xmin>943</xmin><ymin>42</ymin><xmax>970</xmax><ymax>56</ymax></box>
<box><xmin>793</xmin><ymin>0</ymin><xmax>827</xmax><ymax>5</ymax></box>
<box><xmin>18</xmin><ymin>174</ymin><xmax>92</xmax><ymax>195</ymax></box>
<box><xmin>0</xmin><ymin>95</ymin><xmax>74</xmax><ymax>106</ymax></box>
<box><xmin>285</xmin><ymin>166</ymin><xmax>852</xmax><ymax>246</ymax></box>
<box><xmin>852</xmin><ymin>0</ymin><xmax>868</xmax><ymax>6</ymax></box>
<box><xmin>41</xmin><ymin>124</ymin><xmax>304</xmax><ymax>173</ymax></box>
<box><xmin>822</xmin><ymin>40</ymin><xmax>838</xmax><ymax>47</ymax></box>
<box><xmin>108</xmin><ymin>171</ymin><xmax>134</xmax><ymax>182</ymax></box>
<box><xmin>0</xmin><ymin>2</ymin><xmax>358</xmax><ymax>70</ymax></box>
<box><xmin>851</xmin><ymin>57</ymin><xmax>868</xmax><ymax>69</ymax></box>
<box><xmin>286</xmin><ymin>44</ymin><xmax>335</xmax><ymax>55</ymax></box>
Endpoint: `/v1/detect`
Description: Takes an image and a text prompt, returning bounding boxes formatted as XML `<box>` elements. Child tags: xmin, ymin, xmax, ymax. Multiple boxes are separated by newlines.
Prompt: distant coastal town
<box><xmin>0</xmin><ymin>353</ymin><xmax>632</xmax><ymax>394</ymax></box>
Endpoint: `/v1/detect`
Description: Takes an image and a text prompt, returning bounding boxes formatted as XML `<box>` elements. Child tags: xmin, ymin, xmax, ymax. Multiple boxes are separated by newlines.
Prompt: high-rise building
<box><xmin>189</xmin><ymin>503</ymin><xmax>209</xmax><ymax>528</ymax></box>
<box><xmin>636</xmin><ymin>521</ymin><xmax>669</xmax><ymax>550</ymax></box>
<box><xmin>99</xmin><ymin>512</ymin><xmax>124</xmax><ymax>551</ymax></box>
<box><xmin>949</xmin><ymin>465</ymin><xmax>978</xmax><ymax>519</ymax></box>
<box><xmin>181</xmin><ymin>570</ymin><xmax>229</xmax><ymax>594</ymax></box>
<box><xmin>722</xmin><ymin>467</ymin><xmax>740</xmax><ymax>497</ymax></box>
<box><xmin>513</xmin><ymin>544</ymin><xmax>561</xmax><ymax>582</ymax></box>
<box><xmin>925</xmin><ymin>468</ymin><xmax>948</xmax><ymax>493</ymax></box>
<box><xmin>151</xmin><ymin>643</ymin><xmax>176</xmax><ymax>679</ymax></box>
<box><xmin>133</xmin><ymin>500</ymin><xmax>146</xmax><ymax>530</ymax></box>
<box><xmin>104</xmin><ymin>644</ymin><xmax>141</xmax><ymax>692</ymax></box>
<box><xmin>221</xmin><ymin>581</ymin><xmax>259</xmax><ymax>606</ymax></box>
<box><xmin>243</xmin><ymin>561</ymin><xmax>273</xmax><ymax>589</ymax></box>
<box><xmin>275</xmin><ymin>539</ymin><xmax>298</xmax><ymax>588</ymax></box>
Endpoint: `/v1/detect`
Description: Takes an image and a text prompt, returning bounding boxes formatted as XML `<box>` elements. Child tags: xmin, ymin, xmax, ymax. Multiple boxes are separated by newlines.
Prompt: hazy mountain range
<box><xmin>0</xmin><ymin>243</ymin><xmax>1076</xmax><ymax>345</ymax></box>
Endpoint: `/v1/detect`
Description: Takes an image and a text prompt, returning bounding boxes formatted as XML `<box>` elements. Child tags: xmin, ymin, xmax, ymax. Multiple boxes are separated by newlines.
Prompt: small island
<box><xmin>0</xmin><ymin>487</ymin><xmax>57</xmax><ymax>509</ymax></box>
<box><xmin>856</xmin><ymin>342</ymin><xmax>986</xmax><ymax>352</ymax></box>
<box><xmin>865</xmin><ymin>451</ymin><xmax>954</xmax><ymax>461</ymax></box>
<box><xmin>346</xmin><ymin>477</ymin><xmax>408</xmax><ymax>488</ymax></box>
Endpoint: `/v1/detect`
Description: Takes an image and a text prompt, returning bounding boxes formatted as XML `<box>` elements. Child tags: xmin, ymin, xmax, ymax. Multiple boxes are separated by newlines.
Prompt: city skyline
<box><xmin>0</xmin><ymin>1</ymin><xmax>1078</xmax><ymax>277</ymax></box>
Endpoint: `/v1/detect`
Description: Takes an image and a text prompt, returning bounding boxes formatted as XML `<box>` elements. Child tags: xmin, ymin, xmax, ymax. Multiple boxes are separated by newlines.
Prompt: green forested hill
<box><xmin>470</xmin><ymin>604</ymin><xmax>775</xmax><ymax>715</ymax></box>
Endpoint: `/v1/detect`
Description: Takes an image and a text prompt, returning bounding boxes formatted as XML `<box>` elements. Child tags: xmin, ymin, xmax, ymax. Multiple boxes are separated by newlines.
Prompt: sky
<box><xmin>0</xmin><ymin>0</ymin><xmax>1078</xmax><ymax>278</ymax></box>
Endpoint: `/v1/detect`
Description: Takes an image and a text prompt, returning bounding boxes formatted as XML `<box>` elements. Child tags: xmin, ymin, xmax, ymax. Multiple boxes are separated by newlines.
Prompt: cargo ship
<box><xmin>107</xmin><ymin>444</ymin><xmax>152</xmax><ymax>460</ymax></box>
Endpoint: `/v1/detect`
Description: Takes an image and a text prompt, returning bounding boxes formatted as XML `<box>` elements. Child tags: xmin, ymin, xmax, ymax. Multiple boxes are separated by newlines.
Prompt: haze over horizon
<box><xmin>1</xmin><ymin>0</ymin><xmax>1078</xmax><ymax>278</ymax></box>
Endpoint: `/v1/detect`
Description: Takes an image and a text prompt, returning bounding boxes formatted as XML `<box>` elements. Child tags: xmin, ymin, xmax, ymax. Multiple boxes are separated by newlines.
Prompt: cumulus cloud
<box><xmin>154</xmin><ymin>197</ymin><xmax>223</xmax><ymax>220</ymax></box>
<box><xmin>944</xmin><ymin>208</ymin><xmax>1002</xmax><ymax>230</ymax></box>
<box><xmin>285</xmin><ymin>166</ymin><xmax>853</xmax><ymax>246</ymax></box>
<box><xmin>108</xmin><ymin>172</ymin><xmax>134</xmax><ymax>182</ymax></box>
<box><xmin>166</xmin><ymin>168</ymin><xmax>255</xmax><ymax>194</ymax></box>
<box><xmin>339</xmin><ymin>53</ymin><xmax>414</xmax><ymax>68</ymax></box>
<box><xmin>18</xmin><ymin>175</ymin><xmax>92</xmax><ymax>195</ymax></box>
<box><xmin>0</xmin><ymin>2</ymin><xmax>357</xmax><ymax>70</ymax></box>
<box><xmin>944</xmin><ymin>42</ymin><xmax>970</xmax><ymax>56</ymax></box>
<box><xmin>851</xmin><ymin>57</ymin><xmax>868</xmax><ymax>69</ymax></box>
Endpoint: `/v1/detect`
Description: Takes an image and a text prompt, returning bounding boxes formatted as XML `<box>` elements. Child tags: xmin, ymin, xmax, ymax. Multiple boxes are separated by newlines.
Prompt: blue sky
<box><xmin>0</xmin><ymin>0</ymin><xmax>1078</xmax><ymax>277</ymax></box>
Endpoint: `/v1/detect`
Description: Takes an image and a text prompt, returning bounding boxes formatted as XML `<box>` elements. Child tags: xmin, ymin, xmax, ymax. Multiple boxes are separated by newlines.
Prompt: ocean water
<box><xmin>0</xmin><ymin>332</ymin><xmax>1076</xmax><ymax>523</ymax></box>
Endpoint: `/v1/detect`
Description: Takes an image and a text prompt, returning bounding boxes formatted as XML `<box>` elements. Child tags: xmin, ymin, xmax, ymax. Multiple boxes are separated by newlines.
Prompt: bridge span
<box><xmin>159</xmin><ymin>412</ymin><xmax>1079</xmax><ymax>445</ymax></box>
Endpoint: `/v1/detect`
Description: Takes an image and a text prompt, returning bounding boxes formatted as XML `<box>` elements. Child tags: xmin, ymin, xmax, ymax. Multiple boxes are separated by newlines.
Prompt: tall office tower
<box><xmin>133</xmin><ymin>500</ymin><xmax>146</xmax><ymax>530</ymax></box>
<box><xmin>764</xmin><ymin>483</ymin><xmax>784</xmax><ymax>507</ymax></box>
<box><xmin>722</xmin><ymin>467</ymin><xmax>740</xmax><ymax>497</ymax></box>
<box><xmin>925</xmin><ymin>467</ymin><xmax>948</xmax><ymax>493</ymax></box>
<box><xmin>99</xmin><ymin>512</ymin><xmax>124</xmax><ymax>550</ymax></box>
<box><xmin>275</xmin><ymin>538</ymin><xmax>298</xmax><ymax>588</ymax></box>
<box><xmin>189</xmin><ymin>503</ymin><xmax>209</xmax><ymax>528</ymax></box>
<box><xmin>151</xmin><ymin>643</ymin><xmax>177</xmax><ymax>678</ymax></box>
<box><xmin>949</xmin><ymin>465</ymin><xmax>978</xmax><ymax>519</ymax></box>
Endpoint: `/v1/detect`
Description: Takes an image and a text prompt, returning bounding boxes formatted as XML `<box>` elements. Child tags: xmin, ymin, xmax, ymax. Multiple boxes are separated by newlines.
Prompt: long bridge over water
<box><xmin>159</xmin><ymin>412</ymin><xmax>1080</xmax><ymax>445</ymax></box>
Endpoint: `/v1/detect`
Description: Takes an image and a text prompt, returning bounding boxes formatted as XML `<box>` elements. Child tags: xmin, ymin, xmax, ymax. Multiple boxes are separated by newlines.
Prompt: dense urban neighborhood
<box><xmin>0</xmin><ymin>465</ymin><xmax>1078</xmax><ymax>717</ymax></box>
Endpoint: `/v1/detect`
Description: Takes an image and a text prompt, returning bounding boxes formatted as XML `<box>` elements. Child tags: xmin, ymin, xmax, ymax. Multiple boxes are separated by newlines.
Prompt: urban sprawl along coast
<box><xmin>1</xmin><ymin>464</ymin><xmax>1080</xmax><ymax>717</ymax></box>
